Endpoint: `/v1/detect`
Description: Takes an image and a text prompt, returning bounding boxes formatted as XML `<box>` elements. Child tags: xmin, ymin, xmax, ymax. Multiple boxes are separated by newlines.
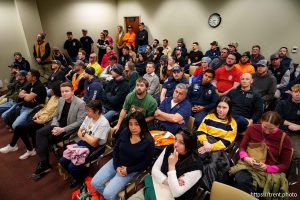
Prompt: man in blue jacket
<box><xmin>188</xmin><ymin>69</ymin><xmax>218</xmax><ymax>127</ymax></box>
<box><xmin>83</xmin><ymin>67</ymin><xmax>104</xmax><ymax>103</ymax></box>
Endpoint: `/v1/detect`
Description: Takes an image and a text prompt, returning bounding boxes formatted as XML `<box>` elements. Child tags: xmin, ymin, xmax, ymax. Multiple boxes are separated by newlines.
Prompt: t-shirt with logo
<box><xmin>215</xmin><ymin>66</ymin><xmax>242</xmax><ymax>93</ymax></box>
<box><xmin>123</xmin><ymin>91</ymin><xmax>157</xmax><ymax>118</ymax></box>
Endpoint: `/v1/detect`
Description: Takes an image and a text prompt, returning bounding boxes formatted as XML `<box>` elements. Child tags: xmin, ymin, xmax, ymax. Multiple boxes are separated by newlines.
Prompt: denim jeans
<box><xmin>193</xmin><ymin>110</ymin><xmax>207</xmax><ymax>128</ymax></box>
<box><xmin>11</xmin><ymin>106</ymin><xmax>32</xmax><ymax>129</ymax></box>
<box><xmin>233</xmin><ymin>114</ymin><xmax>249</xmax><ymax>133</ymax></box>
<box><xmin>91</xmin><ymin>159</ymin><xmax>137</xmax><ymax>200</ymax></box>
<box><xmin>0</xmin><ymin>100</ymin><xmax>16</xmax><ymax>116</ymax></box>
<box><xmin>103</xmin><ymin>107</ymin><xmax>119</xmax><ymax>122</ymax></box>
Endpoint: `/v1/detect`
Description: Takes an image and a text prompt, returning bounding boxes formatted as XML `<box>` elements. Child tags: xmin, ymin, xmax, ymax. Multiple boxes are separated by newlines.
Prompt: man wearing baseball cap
<box><xmin>0</xmin><ymin>70</ymin><xmax>28</xmax><ymax>114</ymax></box>
<box><xmin>123</xmin><ymin>25</ymin><xmax>136</xmax><ymax>48</ymax></box>
<box><xmin>205</xmin><ymin>41</ymin><xmax>221</xmax><ymax>60</ymax></box>
<box><xmin>234</xmin><ymin>51</ymin><xmax>255</xmax><ymax>74</ymax></box>
<box><xmin>102</xmin><ymin>64</ymin><xmax>130</xmax><ymax>122</ymax></box>
<box><xmin>136</xmin><ymin>22</ymin><xmax>148</xmax><ymax>53</ymax></box>
<box><xmin>228</xmin><ymin>42</ymin><xmax>241</xmax><ymax>62</ymax></box>
<box><xmin>46</xmin><ymin>60</ymin><xmax>65</xmax><ymax>91</ymax></box>
<box><xmin>252</xmin><ymin>59</ymin><xmax>277</xmax><ymax>106</ymax></box>
<box><xmin>13</xmin><ymin>52</ymin><xmax>30</xmax><ymax>71</ymax></box>
<box><xmin>83</xmin><ymin>67</ymin><xmax>104</xmax><ymax>103</ymax></box>
<box><xmin>160</xmin><ymin>66</ymin><xmax>188</xmax><ymax>103</ymax></box>
<box><xmin>71</xmin><ymin>60</ymin><xmax>86</xmax><ymax>96</ymax></box>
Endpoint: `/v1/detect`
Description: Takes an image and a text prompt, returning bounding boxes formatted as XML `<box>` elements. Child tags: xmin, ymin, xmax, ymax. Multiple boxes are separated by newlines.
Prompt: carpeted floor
<box><xmin>0</xmin><ymin>118</ymin><xmax>299</xmax><ymax>200</ymax></box>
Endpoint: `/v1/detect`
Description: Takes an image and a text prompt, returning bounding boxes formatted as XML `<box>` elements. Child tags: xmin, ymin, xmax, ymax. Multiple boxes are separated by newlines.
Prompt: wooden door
<box><xmin>124</xmin><ymin>16</ymin><xmax>140</xmax><ymax>34</ymax></box>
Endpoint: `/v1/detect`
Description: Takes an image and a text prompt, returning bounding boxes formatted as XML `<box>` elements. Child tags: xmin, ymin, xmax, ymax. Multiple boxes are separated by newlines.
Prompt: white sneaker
<box><xmin>0</xmin><ymin>144</ymin><xmax>18</xmax><ymax>153</ymax></box>
<box><xmin>19</xmin><ymin>149</ymin><xmax>36</xmax><ymax>160</ymax></box>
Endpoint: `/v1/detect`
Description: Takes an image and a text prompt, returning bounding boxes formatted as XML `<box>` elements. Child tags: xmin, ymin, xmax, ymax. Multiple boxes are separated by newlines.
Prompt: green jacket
<box><xmin>6</xmin><ymin>80</ymin><xmax>28</xmax><ymax>102</ymax></box>
<box><xmin>229</xmin><ymin>161</ymin><xmax>289</xmax><ymax>200</ymax></box>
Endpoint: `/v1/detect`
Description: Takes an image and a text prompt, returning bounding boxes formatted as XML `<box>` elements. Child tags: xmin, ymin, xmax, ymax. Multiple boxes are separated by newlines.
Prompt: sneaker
<box><xmin>0</xmin><ymin>144</ymin><xmax>18</xmax><ymax>153</ymax></box>
<box><xmin>31</xmin><ymin>161</ymin><xmax>52</xmax><ymax>180</ymax></box>
<box><xmin>19</xmin><ymin>149</ymin><xmax>36</xmax><ymax>160</ymax></box>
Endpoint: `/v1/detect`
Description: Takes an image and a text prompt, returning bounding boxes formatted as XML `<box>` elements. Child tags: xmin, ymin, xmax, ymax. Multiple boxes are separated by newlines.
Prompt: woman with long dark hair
<box><xmin>91</xmin><ymin>111</ymin><xmax>155</xmax><ymax>200</ymax></box>
<box><xmin>129</xmin><ymin>128</ymin><xmax>203</xmax><ymax>200</ymax></box>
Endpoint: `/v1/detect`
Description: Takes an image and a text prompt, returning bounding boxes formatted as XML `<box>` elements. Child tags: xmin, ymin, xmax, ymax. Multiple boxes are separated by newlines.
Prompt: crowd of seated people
<box><xmin>0</xmin><ymin>23</ymin><xmax>299</xmax><ymax>199</ymax></box>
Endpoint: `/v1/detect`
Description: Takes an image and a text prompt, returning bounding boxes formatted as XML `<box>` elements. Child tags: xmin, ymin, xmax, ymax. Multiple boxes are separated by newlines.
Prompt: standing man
<box><xmin>33</xmin><ymin>32</ymin><xmax>52</xmax><ymax>78</ymax></box>
<box><xmin>32</xmin><ymin>82</ymin><xmax>86</xmax><ymax>179</ymax></box>
<box><xmin>162</xmin><ymin>39</ymin><xmax>172</xmax><ymax>57</ymax></box>
<box><xmin>278</xmin><ymin>47</ymin><xmax>294</xmax><ymax>72</ymax></box>
<box><xmin>213</xmin><ymin>54</ymin><xmax>242</xmax><ymax>96</ymax></box>
<box><xmin>116</xmin><ymin>25</ymin><xmax>125</xmax><ymax>56</ymax></box>
<box><xmin>136</xmin><ymin>22</ymin><xmax>148</xmax><ymax>53</ymax></box>
<box><xmin>64</xmin><ymin>31</ymin><xmax>82</xmax><ymax>62</ymax></box>
<box><xmin>123</xmin><ymin>25</ymin><xmax>136</xmax><ymax>48</ymax></box>
<box><xmin>80</xmin><ymin>29</ymin><xmax>94</xmax><ymax>59</ymax></box>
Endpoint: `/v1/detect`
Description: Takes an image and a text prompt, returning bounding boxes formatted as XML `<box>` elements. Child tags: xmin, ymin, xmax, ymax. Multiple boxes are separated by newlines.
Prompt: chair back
<box><xmin>187</xmin><ymin>116</ymin><xmax>195</xmax><ymax>132</ymax></box>
<box><xmin>210</xmin><ymin>181</ymin><xmax>258</xmax><ymax>200</ymax></box>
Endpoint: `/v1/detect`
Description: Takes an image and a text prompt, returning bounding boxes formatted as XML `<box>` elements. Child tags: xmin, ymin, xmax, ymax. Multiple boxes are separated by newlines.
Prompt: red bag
<box><xmin>71</xmin><ymin>176</ymin><xmax>104</xmax><ymax>200</ymax></box>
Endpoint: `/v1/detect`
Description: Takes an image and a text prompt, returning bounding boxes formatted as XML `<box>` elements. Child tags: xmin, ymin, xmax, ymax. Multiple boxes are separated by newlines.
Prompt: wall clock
<box><xmin>208</xmin><ymin>13</ymin><xmax>222</xmax><ymax>28</ymax></box>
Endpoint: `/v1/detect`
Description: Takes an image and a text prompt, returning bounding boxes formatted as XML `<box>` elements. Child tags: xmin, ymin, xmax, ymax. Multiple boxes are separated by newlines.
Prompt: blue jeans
<box><xmin>233</xmin><ymin>114</ymin><xmax>249</xmax><ymax>133</ymax></box>
<box><xmin>193</xmin><ymin>110</ymin><xmax>207</xmax><ymax>128</ymax></box>
<box><xmin>0</xmin><ymin>101</ymin><xmax>16</xmax><ymax>116</ymax></box>
<box><xmin>3</xmin><ymin>105</ymin><xmax>32</xmax><ymax>129</ymax></box>
<box><xmin>137</xmin><ymin>45</ymin><xmax>147</xmax><ymax>53</ymax></box>
<box><xmin>103</xmin><ymin>107</ymin><xmax>118</xmax><ymax>122</ymax></box>
<box><xmin>91</xmin><ymin>159</ymin><xmax>137</xmax><ymax>200</ymax></box>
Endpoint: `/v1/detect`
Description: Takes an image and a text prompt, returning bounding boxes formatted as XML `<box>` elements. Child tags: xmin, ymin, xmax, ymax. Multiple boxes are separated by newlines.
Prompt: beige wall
<box><xmin>117</xmin><ymin>0</ymin><xmax>300</xmax><ymax>63</ymax></box>
<box><xmin>36</xmin><ymin>0</ymin><xmax>118</xmax><ymax>51</ymax></box>
<box><xmin>1</xmin><ymin>0</ymin><xmax>300</xmax><ymax>86</ymax></box>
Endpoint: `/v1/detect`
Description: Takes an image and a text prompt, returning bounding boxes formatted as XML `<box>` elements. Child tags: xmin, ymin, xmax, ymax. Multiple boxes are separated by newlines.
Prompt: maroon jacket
<box><xmin>240</xmin><ymin>124</ymin><xmax>292</xmax><ymax>172</ymax></box>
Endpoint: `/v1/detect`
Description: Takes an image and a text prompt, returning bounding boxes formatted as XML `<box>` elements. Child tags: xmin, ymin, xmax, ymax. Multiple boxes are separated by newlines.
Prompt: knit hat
<box><xmin>112</xmin><ymin>64</ymin><xmax>124</xmax><ymax>75</ymax></box>
<box><xmin>201</xmin><ymin>57</ymin><xmax>212</xmax><ymax>63</ymax></box>
<box><xmin>85</xmin><ymin>67</ymin><xmax>95</xmax><ymax>76</ymax></box>
<box><xmin>177</xmin><ymin>38</ymin><xmax>184</xmax><ymax>43</ymax></box>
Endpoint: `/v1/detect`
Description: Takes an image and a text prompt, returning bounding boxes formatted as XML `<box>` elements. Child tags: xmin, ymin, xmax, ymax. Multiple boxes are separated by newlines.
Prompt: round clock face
<box><xmin>208</xmin><ymin>13</ymin><xmax>222</xmax><ymax>28</ymax></box>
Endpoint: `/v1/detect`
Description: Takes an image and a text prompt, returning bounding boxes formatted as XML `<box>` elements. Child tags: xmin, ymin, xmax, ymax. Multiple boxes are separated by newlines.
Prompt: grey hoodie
<box><xmin>252</xmin><ymin>70</ymin><xmax>277</xmax><ymax>102</ymax></box>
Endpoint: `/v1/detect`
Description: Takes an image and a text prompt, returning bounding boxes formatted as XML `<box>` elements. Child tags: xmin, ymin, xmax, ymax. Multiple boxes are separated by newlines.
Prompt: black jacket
<box><xmin>103</xmin><ymin>77</ymin><xmax>130</xmax><ymax>111</ymax></box>
<box><xmin>136</xmin><ymin>29</ymin><xmax>148</xmax><ymax>46</ymax></box>
<box><xmin>227</xmin><ymin>86</ymin><xmax>263</xmax><ymax>122</ymax></box>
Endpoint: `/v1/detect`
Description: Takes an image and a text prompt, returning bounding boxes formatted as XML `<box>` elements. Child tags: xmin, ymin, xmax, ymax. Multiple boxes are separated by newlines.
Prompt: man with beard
<box><xmin>13</xmin><ymin>52</ymin><xmax>30</xmax><ymax>71</ymax></box>
<box><xmin>213</xmin><ymin>54</ymin><xmax>242</xmax><ymax>96</ymax></box>
<box><xmin>210</xmin><ymin>47</ymin><xmax>229</xmax><ymax>71</ymax></box>
<box><xmin>252</xmin><ymin>59</ymin><xmax>277</xmax><ymax>106</ymax></box>
<box><xmin>33</xmin><ymin>33</ymin><xmax>52</xmax><ymax>78</ymax></box>
<box><xmin>205</xmin><ymin>41</ymin><xmax>220</xmax><ymax>60</ymax></box>
<box><xmin>278</xmin><ymin>47</ymin><xmax>294</xmax><ymax>73</ymax></box>
<box><xmin>64</xmin><ymin>31</ymin><xmax>82</xmax><ymax>62</ymax></box>
<box><xmin>112</xmin><ymin>78</ymin><xmax>157</xmax><ymax>134</ymax></box>
<box><xmin>80</xmin><ymin>29</ymin><xmax>94</xmax><ymax>58</ymax></box>
<box><xmin>188</xmin><ymin>42</ymin><xmax>203</xmax><ymax>66</ymax></box>
<box><xmin>234</xmin><ymin>51</ymin><xmax>255</xmax><ymax>74</ymax></box>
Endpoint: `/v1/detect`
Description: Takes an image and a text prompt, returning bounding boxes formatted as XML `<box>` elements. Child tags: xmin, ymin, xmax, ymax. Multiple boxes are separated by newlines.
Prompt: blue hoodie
<box><xmin>83</xmin><ymin>76</ymin><xmax>104</xmax><ymax>103</ymax></box>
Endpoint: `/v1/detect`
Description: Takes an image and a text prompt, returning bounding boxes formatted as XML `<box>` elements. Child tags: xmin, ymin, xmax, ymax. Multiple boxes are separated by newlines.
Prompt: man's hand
<box><xmin>192</xmin><ymin>105</ymin><xmax>204</xmax><ymax>112</ymax></box>
<box><xmin>36</xmin><ymin>58</ymin><xmax>41</xmax><ymax>63</ymax></box>
<box><xmin>112</xmin><ymin>124</ymin><xmax>120</xmax><ymax>134</ymax></box>
<box><xmin>52</xmin><ymin>127</ymin><xmax>65</xmax><ymax>136</ymax></box>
